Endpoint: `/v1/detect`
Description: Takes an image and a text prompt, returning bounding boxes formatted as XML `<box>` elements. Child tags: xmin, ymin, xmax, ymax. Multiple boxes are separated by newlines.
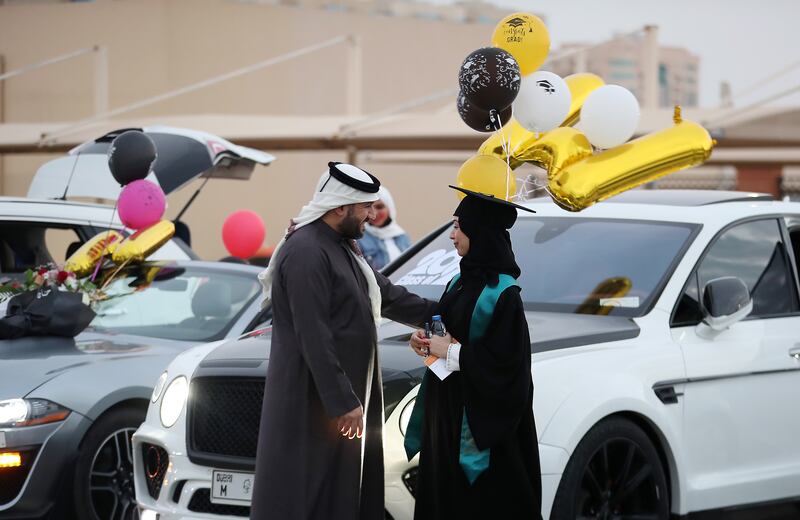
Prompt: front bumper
<box><xmin>134</xmin><ymin>422</ymin><xmax>568</xmax><ymax>520</ymax></box>
<box><xmin>133</xmin><ymin>422</ymin><xmax>248</xmax><ymax>519</ymax></box>
<box><xmin>0</xmin><ymin>412</ymin><xmax>91</xmax><ymax>519</ymax></box>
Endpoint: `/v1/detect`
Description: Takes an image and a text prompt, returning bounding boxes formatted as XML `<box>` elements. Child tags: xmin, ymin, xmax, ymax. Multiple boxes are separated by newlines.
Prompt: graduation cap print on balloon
<box><xmin>458</xmin><ymin>47</ymin><xmax>520</xmax><ymax>113</ymax></box>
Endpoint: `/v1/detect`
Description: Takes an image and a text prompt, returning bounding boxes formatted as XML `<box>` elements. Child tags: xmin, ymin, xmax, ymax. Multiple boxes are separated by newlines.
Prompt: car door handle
<box><xmin>790</xmin><ymin>347</ymin><xmax>800</xmax><ymax>360</ymax></box>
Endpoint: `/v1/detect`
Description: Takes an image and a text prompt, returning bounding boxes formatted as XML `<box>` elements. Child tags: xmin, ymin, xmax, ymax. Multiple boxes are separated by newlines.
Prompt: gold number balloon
<box><xmin>562</xmin><ymin>73</ymin><xmax>606</xmax><ymax>127</ymax></box>
<box><xmin>514</xmin><ymin>126</ymin><xmax>592</xmax><ymax>175</ymax></box>
<box><xmin>491</xmin><ymin>13</ymin><xmax>550</xmax><ymax>77</ymax></box>
<box><xmin>478</xmin><ymin>73</ymin><xmax>605</xmax><ymax>166</ymax></box>
<box><xmin>456</xmin><ymin>155</ymin><xmax>517</xmax><ymax>201</ymax></box>
<box><xmin>65</xmin><ymin>231</ymin><xmax>124</xmax><ymax>277</ymax></box>
<box><xmin>546</xmin><ymin>108</ymin><xmax>715</xmax><ymax>211</ymax></box>
<box><xmin>112</xmin><ymin>220</ymin><xmax>175</xmax><ymax>265</ymax></box>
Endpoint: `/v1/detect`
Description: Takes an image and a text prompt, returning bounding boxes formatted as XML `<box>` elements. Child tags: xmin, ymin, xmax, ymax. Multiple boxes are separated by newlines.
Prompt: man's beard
<box><xmin>340</xmin><ymin>209</ymin><xmax>365</xmax><ymax>239</ymax></box>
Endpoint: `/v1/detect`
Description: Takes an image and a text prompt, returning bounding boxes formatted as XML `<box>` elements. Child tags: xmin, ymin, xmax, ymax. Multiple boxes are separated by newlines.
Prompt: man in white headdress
<box><xmin>251</xmin><ymin>162</ymin><xmax>436</xmax><ymax>520</ymax></box>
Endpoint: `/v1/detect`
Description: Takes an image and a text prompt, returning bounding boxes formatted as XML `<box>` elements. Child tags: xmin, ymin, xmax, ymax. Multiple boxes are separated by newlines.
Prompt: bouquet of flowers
<box><xmin>0</xmin><ymin>264</ymin><xmax>99</xmax><ymax>304</ymax></box>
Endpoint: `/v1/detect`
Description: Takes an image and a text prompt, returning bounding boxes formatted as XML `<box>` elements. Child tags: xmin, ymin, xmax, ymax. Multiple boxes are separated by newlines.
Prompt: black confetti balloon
<box><xmin>457</xmin><ymin>91</ymin><xmax>512</xmax><ymax>132</ymax></box>
<box><xmin>107</xmin><ymin>130</ymin><xmax>157</xmax><ymax>186</ymax></box>
<box><xmin>458</xmin><ymin>47</ymin><xmax>521</xmax><ymax>111</ymax></box>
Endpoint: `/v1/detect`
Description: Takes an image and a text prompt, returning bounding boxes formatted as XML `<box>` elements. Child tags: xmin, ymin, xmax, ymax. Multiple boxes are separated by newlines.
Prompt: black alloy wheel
<box><xmin>551</xmin><ymin>417</ymin><xmax>670</xmax><ymax>520</ymax></box>
<box><xmin>74</xmin><ymin>407</ymin><xmax>144</xmax><ymax>520</ymax></box>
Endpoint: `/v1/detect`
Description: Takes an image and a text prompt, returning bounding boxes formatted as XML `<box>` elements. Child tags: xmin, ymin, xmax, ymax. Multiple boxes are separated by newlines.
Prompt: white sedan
<box><xmin>133</xmin><ymin>189</ymin><xmax>800</xmax><ymax>519</ymax></box>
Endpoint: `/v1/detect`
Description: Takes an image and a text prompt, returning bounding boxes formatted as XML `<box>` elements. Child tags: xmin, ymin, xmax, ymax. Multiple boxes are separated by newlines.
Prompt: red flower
<box><xmin>56</xmin><ymin>271</ymin><xmax>70</xmax><ymax>284</ymax></box>
<box><xmin>38</xmin><ymin>267</ymin><xmax>48</xmax><ymax>275</ymax></box>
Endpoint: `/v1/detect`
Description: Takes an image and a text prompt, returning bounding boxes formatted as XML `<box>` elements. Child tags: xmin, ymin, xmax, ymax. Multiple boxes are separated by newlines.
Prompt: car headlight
<box><xmin>0</xmin><ymin>398</ymin><xmax>70</xmax><ymax>427</ymax></box>
<box><xmin>399</xmin><ymin>398</ymin><xmax>416</xmax><ymax>436</ymax></box>
<box><xmin>151</xmin><ymin>371</ymin><xmax>168</xmax><ymax>403</ymax></box>
<box><xmin>160</xmin><ymin>376</ymin><xmax>188</xmax><ymax>428</ymax></box>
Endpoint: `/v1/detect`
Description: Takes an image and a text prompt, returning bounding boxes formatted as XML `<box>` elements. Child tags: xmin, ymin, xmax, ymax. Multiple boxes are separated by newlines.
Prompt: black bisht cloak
<box><xmin>411</xmin><ymin>187</ymin><xmax>542</xmax><ymax>520</ymax></box>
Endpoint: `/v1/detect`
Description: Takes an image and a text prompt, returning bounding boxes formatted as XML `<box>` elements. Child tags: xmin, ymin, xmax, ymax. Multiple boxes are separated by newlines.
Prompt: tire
<box><xmin>550</xmin><ymin>417</ymin><xmax>670</xmax><ymax>520</ymax></box>
<box><xmin>73</xmin><ymin>406</ymin><xmax>145</xmax><ymax>520</ymax></box>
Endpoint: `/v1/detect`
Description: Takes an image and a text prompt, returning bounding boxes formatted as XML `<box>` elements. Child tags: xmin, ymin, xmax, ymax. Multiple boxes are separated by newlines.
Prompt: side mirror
<box><xmin>700</xmin><ymin>276</ymin><xmax>753</xmax><ymax>332</ymax></box>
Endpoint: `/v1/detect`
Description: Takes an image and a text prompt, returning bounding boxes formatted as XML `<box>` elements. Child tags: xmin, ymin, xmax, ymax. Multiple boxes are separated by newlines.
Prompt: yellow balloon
<box><xmin>477</xmin><ymin>119</ymin><xmax>537</xmax><ymax>169</ymax></box>
<box><xmin>65</xmin><ymin>231</ymin><xmax>124</xmax><ymax>277</ymax></box>
<box><xmin>562</xmin><ymin>73</ymin><xmax>605</xmax><ymax>127</ymax></box>
<box><xmin>456</xmin><ymin>155</ymin><xmax>517</xmax><ymax>201</ymax></box>
<box><xmin>491</xmin><ymin>13</ymin><xmax>550</xmax><ymax>76</ymax></box>
<box><xmin>547</xmin><ymin>109</ymin><xmax>715</xmax><ymax>211</ymax></box>
<box><xmin>112</xmin><ymin>220</ymin><xmax>175</xmax><ymax>265</ymax></box>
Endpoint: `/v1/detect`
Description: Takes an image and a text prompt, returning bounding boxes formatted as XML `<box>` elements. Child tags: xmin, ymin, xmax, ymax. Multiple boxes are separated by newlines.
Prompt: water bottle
<box><xmin>431</xmin><ymin>315</ymin><xmax>447</xmax><ymax>337</ymax></box>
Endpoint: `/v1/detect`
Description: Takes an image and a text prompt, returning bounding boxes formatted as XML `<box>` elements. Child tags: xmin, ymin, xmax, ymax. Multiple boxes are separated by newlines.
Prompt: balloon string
<box><xmin>90</xmin><ymin>198</ymin><xmax>120</xmax><ymax>282</ymax></box>
<box><xmin>491</xmin><ymin>111</ymin><xmax>512</xmax><ymax>201</ymax></box>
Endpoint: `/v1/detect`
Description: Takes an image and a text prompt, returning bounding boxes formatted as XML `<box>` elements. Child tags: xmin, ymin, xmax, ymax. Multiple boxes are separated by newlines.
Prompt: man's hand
<box><xmin>410</xmin><ymin>329</ymin><xmax>431</xmax><ymax>357</ymax></box>
<box><xmin>337</xmin><ymin>405</ymin><xmax>364</xmax><ymax>440</ymax></box>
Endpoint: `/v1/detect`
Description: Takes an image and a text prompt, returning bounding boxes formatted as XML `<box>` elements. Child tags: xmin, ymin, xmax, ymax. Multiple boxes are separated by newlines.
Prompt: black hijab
<box><xmin>452</xmin><ymin>187</ymin><xmax>532</xmax><ymax>285</ymax></box>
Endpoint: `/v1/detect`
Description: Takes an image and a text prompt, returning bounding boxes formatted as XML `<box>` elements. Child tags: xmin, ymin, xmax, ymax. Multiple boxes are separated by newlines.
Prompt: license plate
<box><xmin>211</xmin><ymin>470</ymin><xmax>254</xmax><ymax>505</ymax></box>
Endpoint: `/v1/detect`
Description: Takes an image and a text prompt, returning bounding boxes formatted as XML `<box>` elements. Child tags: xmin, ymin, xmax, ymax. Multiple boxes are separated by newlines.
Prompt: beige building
<box><xmin>0</xmin><ymin>0</ymin><xmax>512</xmax><ymax>258</ymax></box>
<box><xmin>549</xmin><ymin>35</ymin><xmax>700</xmax><ymax>108</ymax></box>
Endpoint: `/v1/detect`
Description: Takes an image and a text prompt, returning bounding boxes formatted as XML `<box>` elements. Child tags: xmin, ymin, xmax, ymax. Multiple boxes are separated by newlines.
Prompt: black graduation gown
<box><xmin>413</xmin><ymin>278</ymin><xmax>542</xmax><ymax>520</ymax></box>
<box><xmin>251</xmin><ymin>220</ymin><xmax>436</xmax><ymax>520</ymax></box>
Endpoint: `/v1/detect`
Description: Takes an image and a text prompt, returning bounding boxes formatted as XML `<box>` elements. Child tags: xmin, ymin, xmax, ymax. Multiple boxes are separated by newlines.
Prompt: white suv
<box><xmin>133</xmin><ymin>190</ymin><xmax>800</xmax><ymax>519</ymax></box>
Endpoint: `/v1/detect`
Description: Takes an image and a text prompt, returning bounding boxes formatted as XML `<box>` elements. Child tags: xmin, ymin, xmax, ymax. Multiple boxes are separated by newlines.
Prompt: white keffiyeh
<box><xmin>258</xmin><ymin>163</ymin><xmax>383</xmax><ymax>325</ymax></box>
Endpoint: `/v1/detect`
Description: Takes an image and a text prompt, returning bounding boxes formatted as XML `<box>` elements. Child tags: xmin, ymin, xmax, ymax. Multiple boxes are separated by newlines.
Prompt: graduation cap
<box><xmin>320</xmin><ymin>161</ymin><xmax>380</xmax><ymax>193</ymax></box>
<box><xmin>450</xmin><ymin>185</ymin><xmax>535</xmax><ymax>231</ymax></box>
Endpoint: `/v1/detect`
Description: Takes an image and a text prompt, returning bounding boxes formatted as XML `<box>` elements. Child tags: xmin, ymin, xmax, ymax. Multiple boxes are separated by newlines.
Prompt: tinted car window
<box><xmin>0</xmin><ymin>222</ymin><xmax>82</xmax><ymax>273</ymax></box>
<box><xmin>693</xmin><ymin>219</ymin><xmax>799</xmax><ymax>319</ymax></box>
<box><xmin>673</xmin><ymin>219</ymin><xmax>798</xmax><ymax>326</ymax></box>
<box><xmin>90</xmin><ymin>265</ymin><xmax>260</xmax><ymax>341</ymax></box>
<box><xmin>391</xmin><ymin>217</ymin><xmax>697</xmax><ymax>317</ymax></box>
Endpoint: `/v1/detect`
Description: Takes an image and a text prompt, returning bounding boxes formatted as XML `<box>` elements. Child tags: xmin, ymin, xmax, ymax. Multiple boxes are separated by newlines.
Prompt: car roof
<box><xmin>0</xmin><ymin>196</ymin><xmax>116</xmax><ymax>210</ymax></box>
<box><xmin>517</xmin><ymin>189</ymin><xmax>800</xmax><ymax>226</ymax></box>
<box><xmin>524</xmin><ymin>189</ymin><xmax>773</xmax><ymax>207</ymax></box>
<box><xmin>144</xmin><ymin>259</ymin><xmax>263</xmax><ymax>274</ymax></box>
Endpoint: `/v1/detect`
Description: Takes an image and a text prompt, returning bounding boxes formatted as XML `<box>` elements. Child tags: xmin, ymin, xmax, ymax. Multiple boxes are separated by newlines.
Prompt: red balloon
<box><xmin>222</xmin><ymin>210</ymin><xmax>266</xmax><ymax>259</ymax></box>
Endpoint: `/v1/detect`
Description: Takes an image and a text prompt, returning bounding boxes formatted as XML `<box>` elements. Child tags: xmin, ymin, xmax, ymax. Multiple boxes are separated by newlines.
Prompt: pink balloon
<box><xmin>222</xmin><ymin>210</ymin><xmax>266</xmax><ymax>258</ymax></box>
<box><xmin>118</xmin><ymin>179</ymin><xmax>166</xmax><ymax>230</ymax></box>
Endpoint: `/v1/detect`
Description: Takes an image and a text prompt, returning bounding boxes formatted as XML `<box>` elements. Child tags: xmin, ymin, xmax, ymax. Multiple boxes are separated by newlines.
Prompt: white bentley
<box><xmin>133</xmin><ymin>190</ymin><xmax>800</xmax><ymax>519</ymax></box>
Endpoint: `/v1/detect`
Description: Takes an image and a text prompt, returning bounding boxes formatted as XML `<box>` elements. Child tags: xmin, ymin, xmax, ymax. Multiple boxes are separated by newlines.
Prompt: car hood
<box><xmin>0</xmin><ymin>330</ymin><xmax>189</xmax><ymax>399</ymax></box>
<box><xmin>195</xmin><ymin>311</ymin><xmax>639</xmax><ymax>376</ymax></box>
<box><xmin>526</xmin><ymin>311</ymin><xmax>640</xmax><ymax>353</ymax></box>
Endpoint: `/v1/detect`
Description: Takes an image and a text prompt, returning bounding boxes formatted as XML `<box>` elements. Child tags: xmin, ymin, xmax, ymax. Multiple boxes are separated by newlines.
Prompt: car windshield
<box><xmin>89</xmin><ymin>264</ymin><xmax>260</xmax><ymax>341</ymax></box>
<box><xmin>390</xmin><ymin>217</ymin><xmax>698</xmax><ymax>317</ymax></box>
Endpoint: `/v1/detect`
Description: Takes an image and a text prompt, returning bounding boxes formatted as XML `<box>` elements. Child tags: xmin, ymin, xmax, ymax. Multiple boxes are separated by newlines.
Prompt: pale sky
<box><xmin>439</xmin><ymin>0</ymin><xmax>800</xmax><ymax>108</ymax></box>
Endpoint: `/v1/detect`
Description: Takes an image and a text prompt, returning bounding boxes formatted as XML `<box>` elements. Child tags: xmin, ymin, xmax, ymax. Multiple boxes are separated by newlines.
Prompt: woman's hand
<box><xmin>428</xmin><ymin>333</ymin><xmax>452</xmax><ymax>358</ymax></box>
<box><xmin>410</xmin><ymin>329</ymin><xmax>430</xmax><ymax>357</ymax></box>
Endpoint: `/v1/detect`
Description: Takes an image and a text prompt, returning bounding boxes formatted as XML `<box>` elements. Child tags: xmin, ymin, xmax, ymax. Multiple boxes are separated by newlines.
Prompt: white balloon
<box><xmin>580</xmin><ymin>85</ymin><xmax>640</xmax><ymax>149</ymax></box>
<box><xmin>513</xmin><ymin>71</ymin><xmax>572</xmax><ymax>133</ymax></box>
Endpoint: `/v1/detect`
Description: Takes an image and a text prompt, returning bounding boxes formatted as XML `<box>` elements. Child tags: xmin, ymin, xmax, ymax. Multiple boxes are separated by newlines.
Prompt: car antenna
<box><xmin>59</xmin><ymin>151</ymin><xmax>82</xmax><ymax>201</ymax></box>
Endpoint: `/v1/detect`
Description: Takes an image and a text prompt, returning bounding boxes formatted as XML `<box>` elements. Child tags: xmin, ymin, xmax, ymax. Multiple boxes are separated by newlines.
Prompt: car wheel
<box><xmin>73</xmin><ymin>406</ymin><xmax>144</xmax><ymax>520</ymax></box>
<box><xmin>551</xmin><ymin>417</ymin><xmax>670</xmax><ymax>520</ymax></box>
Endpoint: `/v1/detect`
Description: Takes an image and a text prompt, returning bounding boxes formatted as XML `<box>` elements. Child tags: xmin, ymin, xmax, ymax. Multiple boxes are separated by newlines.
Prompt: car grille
<box><xmin>188</xmin><ymin>377</ymin><xmax>264</xmax><ymax>462</ymax></box>
<box><xmin>188</xmin><ymin>489</ymin><xmax>250</xmax><ymax>517</ymax></box>
<box><xmin>141</xmin><ymin>443</ymin><xmax>169</xmax><ymax>500</ymax></box>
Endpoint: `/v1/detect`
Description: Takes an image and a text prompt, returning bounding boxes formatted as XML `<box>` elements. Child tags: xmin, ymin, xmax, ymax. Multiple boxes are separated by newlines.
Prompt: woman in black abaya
<box><xmin>405</xmin><ymin>186</ymin><xmax>542</xmax><ymax>520</ymax></box>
